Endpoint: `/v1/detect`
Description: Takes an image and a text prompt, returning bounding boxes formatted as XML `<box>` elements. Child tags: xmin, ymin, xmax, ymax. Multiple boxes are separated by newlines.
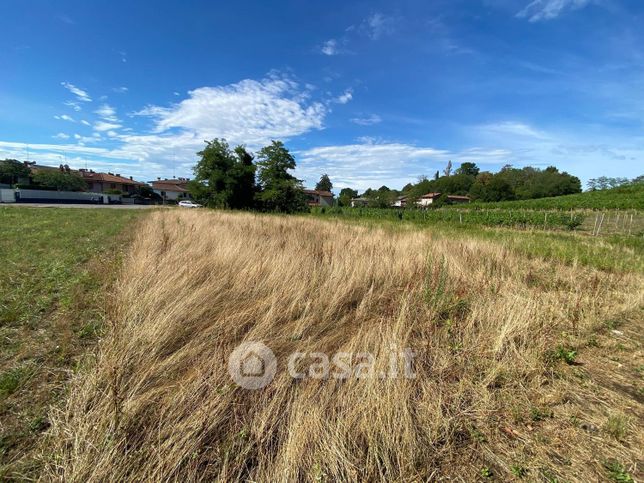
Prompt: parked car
<box><xmin>178</xmin><ymin>200</ymin><xmax>203</xmax><ymax>208</ymax></box>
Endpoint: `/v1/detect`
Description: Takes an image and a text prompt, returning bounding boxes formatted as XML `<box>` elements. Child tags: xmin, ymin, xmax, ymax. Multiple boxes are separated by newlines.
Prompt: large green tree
<box><xmin>255</xmin><ymin>141</ymin><xmax>307</xmax><ymax>213</ymax></box>
<box><xmin>0</xmin><ymin>159</ymin><xmax>30</xmax><ymax>185</ymax></box>
<box><xmin>32</xmin><ymin>169</ymin><xmax>86</xmax><ymax>191</ymax></box>
<box><xmin>454</xmin><ymin>162</ymin><xmax>480</xmax><ymax>177</ymax></box>
<box><xmin>315</xmin><ymin>173</ymin><xmax>333</xmax><ymax>192</ymax></box>
<box><xmin>338</xmin><ymin>187</ymin><xmax>358</xmax><ymax>207</ymax></box>
<box><xmin>190</xmin><ymin>139</ymin><xmax>256</xmax><ymax>209</ymax></box>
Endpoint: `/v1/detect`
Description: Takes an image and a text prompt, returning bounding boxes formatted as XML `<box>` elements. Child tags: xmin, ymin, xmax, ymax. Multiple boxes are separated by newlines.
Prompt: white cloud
<box><xmin>351</xmin><ymin>114</ymin><xmax>382</xmax><ymax>125</ymax></box>
<box><xmin>95</xmin><ymin>104</ymin><xmax>119</xmax><ymax>122</ymax></box>
<box><xmin>112</xmin><ymin>86</ymin><xmax>128</xmax><ymax>93</ymax></box>
<box><xmin>54</xmin><ymin>114</ymin><xmax>75</xmax><ymax>122</ymax></box>
<box><xmin>297</xmin><ymin>141</ymin><xmax>453</xmax><ymax>190</ymax></box>
<box><xmin>52</xmin><ymin>132</ymin><xmax>70</xmax><ymax>140</ymax></box>
<box><xmin>476</xmin><ymin>121</ymin><xmax>549</xmax><ymax>139</ymax></box>
<box><xmin>64</xmin><ymin>101</ymin><xmax>82</xmax><ymax>112</ymax></box>
<box><xmin>321</xmin><ymin>39</ymin><xmax>338</xmax><ymax>55</ymax></box>
<box><xmin>361</xmin><ymin>13</ymin><xmax>395</xmax><ymax>40</ymax></box>
<box><xmin>80</xmin><ymin>119</ymin><xmax>91</xmax><ymax>126</ymax></box>
<box><xmin>94</xmin><ymin>121</ymin><xmax>122</xmax><ymax>132</ymax></box>
<box><xmin>336</xmin><ymin>89</ymin><xmax>353</xmax><ymax>104</ymax></box>
<box><xmin>61</xmin><ymin>82</ymin><xmax>91</xmax><ymax>102</ymax></box>
<box><xmin>517</xmin><ymin>0</ymin><xmax>594</xmax><ymax>22</ymax></box>
<box><xmin>136</xmin><ymin>75</ymin><xmax>326</xmax><ymax>147</ymax></box>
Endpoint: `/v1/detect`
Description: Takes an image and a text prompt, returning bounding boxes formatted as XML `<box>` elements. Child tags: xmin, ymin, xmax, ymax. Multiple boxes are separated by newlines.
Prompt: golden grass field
<box><xmin>44</xmin><ymin>210</ymin><xmax>643</xmax><ymax>481</ymax></box>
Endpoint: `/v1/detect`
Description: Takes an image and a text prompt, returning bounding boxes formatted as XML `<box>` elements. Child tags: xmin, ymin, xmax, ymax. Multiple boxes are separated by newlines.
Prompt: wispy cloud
<box><xmin>54</xmin><ymin>114</ymin><xmax>75</xmax><ymax>122</ymax></box>
<box><xmin>112</xmin><ymin>86</ymin><xmax>128</xmax><ymax>93</ymax></box>
<box><xmin>321</xmin><ymin>39</ymin><xmax>339</xmax><ymax>56</ymax></box>
<box><xmin>52</xmin><ymin>132</ymin><xmax>70</xmax><ymax>140</ymax></box>
<box><xmin>95</xmin><ymin>104</ymin><xmax>119</xmax><ymax>122</ymax></box>
<box><xmin>94</xmin><ymin>121</ymin><xmax>122</xmax><ymax>132</ymax></box>
<box><xmin>517</xmin><ymin>0</ymin><xmax>595</xmax><ymax>22</ymax></box>
<box><xmin>351</xmin><ymin>114</ymin><xmax>382</xmax><ymax>125</ymax></box>
<box><xmin>56</xmin><ymin>14</ymin><xmax>74</xmax><ymax>25</ymax></box>
<box><xmin>335</xmin><ymin>89</ymin><xmax>353</xmax><ymax>104</ymax></box>
<box><xmin>317</xmin><ymin>12</ymin><xmax>395</xmax><ymax>55</ymax></box>
<box><xmin>61</xmin><ymin>82</ymin><xmax>92</xmax><ymax>102</ymax></box>
<box><xmin>476</xmin><ymin>121</ymin><xmax>550</xmax><ymax>139</ymax></box>
<box><xmin>360</xmin><ymin>13</ymin><xmax>396</xmax><ymax>40</ymax></box>
<box><xmin>64</xmin><ymin>101</ymin><xmax>82</xmax><ymax>112</ymax></box>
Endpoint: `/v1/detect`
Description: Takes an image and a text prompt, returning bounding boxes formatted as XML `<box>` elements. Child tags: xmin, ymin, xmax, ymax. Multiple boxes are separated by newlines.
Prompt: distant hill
<box><xmin>464</xmin><ymin>183</ymin><xmax>644</xmax><ymax>211</ymax></box>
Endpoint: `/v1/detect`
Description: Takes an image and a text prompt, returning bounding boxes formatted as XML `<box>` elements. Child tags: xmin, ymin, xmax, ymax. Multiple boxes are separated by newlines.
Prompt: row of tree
<box><xmin>188</xmin><ymin>139</ymin><xmax>318</xmax><ymax>213</ymax></box>
<box><xmin>339</xmin><ymin>162</ymin><xmax>584</xmax><ymax>207</ymax></box>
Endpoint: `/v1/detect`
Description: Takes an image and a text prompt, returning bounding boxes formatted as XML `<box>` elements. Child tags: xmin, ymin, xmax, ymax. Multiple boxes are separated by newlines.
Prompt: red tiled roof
<box><xmin>80</xmin><ymin>171</ymin><xmax>144</xmax><ymax>185</ymax></box>
<box><xmin>303</xmin><ymin>189</ymin><xmax>333</xmax><ymax>197</ymax></box>
<box><xmin>151</xmin><ymin>181</ymin><xmax>188</xmax><ymax>193</ymax></box>
<box><xmin>420</xmin><ymin>192</ymin><xmax>441</xmax><ymax>199</ymax></box>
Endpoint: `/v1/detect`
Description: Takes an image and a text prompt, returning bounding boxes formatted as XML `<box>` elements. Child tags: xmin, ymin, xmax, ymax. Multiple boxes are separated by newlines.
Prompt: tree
<box><xmin>255</xmin><ymin>140</ymin><xmax>307</xmax><ymax>213</ymax></box>
<box><xmin>190</xmin><ymin>139</ymin><xmax>256</xmax><ymax>209</ymax></box>
<box><xmin>338</xmin><ymin>187</ymin><xmax>358</xmax><ymax>207</ymax></box>
<box><xmin>315</xmin><ymin>174</ymin><xmax>333</xmax><ymax>192</ymax></box>
<box><xmin>0</xmin><ymin>159</ymin><xmax>30</xmax><ymax>186</ymax></box>
<box><xmin>434</xmin><ymin>170</ymin><xmax>440</xmax><ymax>181</ymax></box>
<box><xmin>365</xmin><ymin>185</ymin><xmax>397</xmax><ymax>208</ymax></box>
<box><xmin>229</xmin><ymin>145</ymin><xmax>256</xmax><ymax>209</ymax></box>
<box><xmin>32</xmin><ymin>170</ymin><xmax>86</xmax><ymax>191</ymax></box>
<box><xmin>472</xmin><ymin>176</ymin><xmax>515</xmax><ymax>201</ymax></box>
<box><xmin>443</xmin><ymin>160</ymin><xmax>452</xmax><ymax>177</ymax></box>
<box><xmin>587</xmin><ymin>176</ymin><xmax>629</xmax><ymax>191</ymax></box>
<box><xmin>455</xmin><ymin>162</ymin><xmax>479</xmax><ymax>177</ymax></box>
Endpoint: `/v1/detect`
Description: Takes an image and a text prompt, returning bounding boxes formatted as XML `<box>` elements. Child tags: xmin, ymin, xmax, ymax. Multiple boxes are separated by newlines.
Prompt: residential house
<box><xmin>350</xmin><ymin>197</ymin><xmax>369</xmax><ymax>207</ymax></box>
<box><xmin>79</xmin><ymin>169</ymin><xmax>145</xmax><ymax>194</ymax></box>
<box><xmin>392</xmin><ymin>195</ymin><xmax>407</xmax><ymax>208</ymax></box>
<box><xmin>304</xmin><ymin>189</ymin><xmax>334</xmax><ymax>207</ymax></box>
<box><xmin>151</xmin><ymin>178</ymin><xmax>191</xmax><ymax>201</ymax></box>
<box><xmin>418</xmin><ymin>192</ymin><xmax>470</xmax><ymax>206</ymax></box>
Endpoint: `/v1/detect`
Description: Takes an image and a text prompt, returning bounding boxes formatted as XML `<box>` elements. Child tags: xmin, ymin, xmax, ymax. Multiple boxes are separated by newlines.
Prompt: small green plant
<box><xmin>469</xmin><ymin>426</ymin><xmax>487</xmax><ymax>443</ymax></box>
<box><xmin>552</xmin><ymin>345</ymin><xmax>577</xmax><ymax>364</ymax></box>
<box><xmin>530</xmin><ymin>407</ymin><xmax>553</xmax><ymax>422</ymax></box>
<box><xmin>0</xmin><ymin>366</ymin><xmax>31</xmax><ymax>397</ymax></box>
<box><xmin>511</xmin><ymin>464</ymin><xmax>528</xmax><ymax>478</ymax></box>
<box><xmin>604</xmin><ymin>460</ymin><xmax>633</xmax><ymax>482</ymax></box>
<box><xmin>604</xmin><ymin>414</ymin><xmax>629</xmax><ymax>440</ymax></box>
<box><xmin>480</xmin><ymin>466</ymin><xmax>493</xmax><ymax>478</ymax></box>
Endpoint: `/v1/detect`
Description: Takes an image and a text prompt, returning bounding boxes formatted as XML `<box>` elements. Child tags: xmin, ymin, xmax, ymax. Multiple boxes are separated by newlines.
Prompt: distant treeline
<box><xmin>338</xmin><ymin>162</ymin><xmax>583</xmax><ymax>207</ymax></box>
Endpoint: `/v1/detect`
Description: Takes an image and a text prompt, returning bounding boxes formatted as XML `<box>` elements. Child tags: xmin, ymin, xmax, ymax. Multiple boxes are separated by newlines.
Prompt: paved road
<box><xmin>1</xmin><ymin>203</ymin><xmax>161</xmax><ymax>209</ymax></box>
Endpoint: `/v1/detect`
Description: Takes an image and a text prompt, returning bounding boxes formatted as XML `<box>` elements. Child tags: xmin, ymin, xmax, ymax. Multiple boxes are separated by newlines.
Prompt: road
<box><xmin>1</xmin><ymin>203</ymin><xmax>161</xmax><ymax>209</ymax></box>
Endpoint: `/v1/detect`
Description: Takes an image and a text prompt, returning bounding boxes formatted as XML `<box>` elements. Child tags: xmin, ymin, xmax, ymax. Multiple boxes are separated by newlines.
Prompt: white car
<box><xmin>178</xmin><ymin>200</ymin><xmax>203</xmax><ymax>208</ymax></box>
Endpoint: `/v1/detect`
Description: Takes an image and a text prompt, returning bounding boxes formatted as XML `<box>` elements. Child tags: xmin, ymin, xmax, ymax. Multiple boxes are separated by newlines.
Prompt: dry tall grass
<box><xmin>45</xmin><ymin>210</ymin><xmax>643</xmax><ymax>481</ymax></box>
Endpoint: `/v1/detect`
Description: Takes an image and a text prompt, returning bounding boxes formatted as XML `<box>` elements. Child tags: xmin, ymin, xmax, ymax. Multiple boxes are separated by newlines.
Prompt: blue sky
<box><xmin>1</xmin><ymin>0</ymin><xmax>642</xmax><ymax>191</ymax></box>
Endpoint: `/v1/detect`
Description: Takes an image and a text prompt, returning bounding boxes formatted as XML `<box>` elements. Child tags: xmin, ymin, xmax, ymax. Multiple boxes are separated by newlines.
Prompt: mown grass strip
<box><xmin>0</xmin><ymin>207</ymin><xmax>146</xmax><ymax>478</ymax></box>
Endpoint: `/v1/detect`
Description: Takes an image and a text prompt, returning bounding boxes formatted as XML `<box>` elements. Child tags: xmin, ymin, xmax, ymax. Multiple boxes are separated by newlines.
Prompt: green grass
<box><xmin>308</xmin><ymin>212</ymin><xmax>644</xmax><ymax>273</ymax></box>
<box><xmin>464</xmin><ymin>183</ymin><xmax>644</xmax><ymax>211</ymax></box>
<box><xmin>0</xmin><ymin>206</ymin><xmax>145</xmax><ymax>477</ymax></box>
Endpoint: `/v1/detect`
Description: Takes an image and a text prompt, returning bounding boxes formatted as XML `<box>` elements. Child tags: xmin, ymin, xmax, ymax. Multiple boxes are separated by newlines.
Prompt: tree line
<box><xmin>337</xmin><ymin>162</ymin><xmax>586</xmax><ymax>208</ymax></box>
<box><xmin>187</xmin><ymin>139</ymin><xmax>336</xmax><ymax>212</ymax></box>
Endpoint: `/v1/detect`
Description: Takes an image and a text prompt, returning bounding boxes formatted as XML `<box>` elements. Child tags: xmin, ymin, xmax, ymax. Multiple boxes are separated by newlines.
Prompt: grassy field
<box><xmin>0</xmin><ymin>207</ymin><xmax>145</xmax><ymax>478</ymax></box>
<box><xmin>464</xmin><ymin>183</ymin><xmax>644</xmax><ymax>211</ymax></box>
<box><xmin>310</xmin><ymin>212</ymin><xmax>644</xmax><ymax>273</ymax></box>
<box><xmin>41</xmin><ymin>210</ymin><xmax>643</xmax><ymax>481</ymax></box>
